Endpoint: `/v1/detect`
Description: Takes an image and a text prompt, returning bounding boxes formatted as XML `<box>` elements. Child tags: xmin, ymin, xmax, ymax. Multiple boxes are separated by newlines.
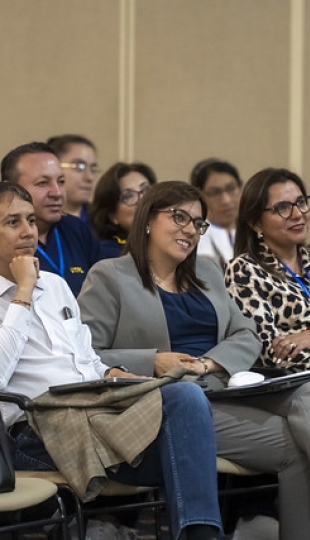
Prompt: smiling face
<box><xmin>147</xmin><ymin>199</ymin><xmax>202</xmax><ymax>268</ymax></box>
<box><xmin>16</xmin><ymin>152</ymin><xmax>66</xmax><ymax>234</ymax></box>
<box><xmin>253</xmin><ymin>181</ymin><xmax>309</xmax><ymax>255</ymax></box>
<box><xmin>0</xmin><ymin>195</ymin><xmax>38</xmax><ymax>279</ymax></box>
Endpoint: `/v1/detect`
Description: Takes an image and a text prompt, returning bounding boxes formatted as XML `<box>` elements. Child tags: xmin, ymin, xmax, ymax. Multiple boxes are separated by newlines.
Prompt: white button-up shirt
<box><xmin>197</xmin><ymin>223</ymin><xmax>235</xmax><ymax>268</ymax></box>
<box><xmin>0</xmin><ymin>271</ymin><xmax>108</xmax><ymax>425</ymax></box>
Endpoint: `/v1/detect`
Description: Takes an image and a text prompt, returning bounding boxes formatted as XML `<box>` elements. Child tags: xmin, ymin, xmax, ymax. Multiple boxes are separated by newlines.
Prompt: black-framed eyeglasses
<box><xmin>119</xmin><ymin>185</ymin><xmax>151</xmax><ymax>206</ymax></box>
<box><xmin>264</xmin><ymin>195</ymin><xmax>310</xmax><ymax>220</ymax></box>
<box><xmin>61</xmin><ymin>161</ymin><xmax>101</xmax><ymax>175</ymax></box>
<box><xmin>156</xmin><ymin>208</ymin><xmax>210</xmax><ymax>235</ymax></box>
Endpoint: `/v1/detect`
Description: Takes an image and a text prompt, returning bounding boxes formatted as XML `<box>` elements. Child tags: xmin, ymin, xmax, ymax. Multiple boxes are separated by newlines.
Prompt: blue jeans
<box><xmin>12</xmin><ymin>424</ymin><xmax>57</xmax><ymax>470</ymax></box>
<box><xmin>12</xmin><ymin>382</ymin><xmax>222</xmax><ymax>539</ymax></box>
<box><xmin>107</xmin><ymin>383</ymin><xmax>222</xmax><ymax>538</ymax></box>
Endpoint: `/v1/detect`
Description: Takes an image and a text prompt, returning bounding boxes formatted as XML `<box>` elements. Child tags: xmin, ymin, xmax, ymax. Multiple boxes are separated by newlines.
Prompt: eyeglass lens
<box><xmin>61</xmin><ymin>161</ymin><xmax>100</xmax><ymax>174</ymax></box>
<box><xmin>119</xmin><ymin>185</ymin><xmax>150</xmax><ymax>206</ymax></box>
<box><xmin>272</xmin><ymin>196</ymin><xmax>310</xmax><ymax>219</ymax></box>
<box><xmin>156</xmin><ymin>208</ymin><xmax>209</xmax><ymax>235</ymax></box>
<box><xmin>172</xmin><ymin>210</ymin><xmax>207</xmax><ymax>234</ymax></box>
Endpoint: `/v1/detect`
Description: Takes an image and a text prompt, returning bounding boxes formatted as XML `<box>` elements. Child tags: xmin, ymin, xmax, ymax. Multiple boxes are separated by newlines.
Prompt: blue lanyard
<box><xmin>36</xmin><ymin>228</ymin><xmax>65</xmax><ymax>278</ymax></box>
<box><xmin>281</xmin><ymin>261</ymin><xmax>310</xmax><ymax>299</ymax></box>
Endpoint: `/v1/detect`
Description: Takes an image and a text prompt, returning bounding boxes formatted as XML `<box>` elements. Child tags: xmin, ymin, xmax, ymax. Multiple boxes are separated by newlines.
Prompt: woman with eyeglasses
<box><xmin>224</xmin><ymin>167</ymin><xmax>310</xmax><ymax>482</ymax></box>
<box><xmin>78</xmin><ymin>181</ymin><xmax>310</xmax><ymax>540</ymax></box>
<box><xmin>89</xmin><ymin>161</ymin><xmax>157</xmax><ymax>258</ymax></box>
<box><xmin>225</xmin><ymin>167</ymin><xmax>310</xmax><ymax>371</ymax></box>
<box><xmin>47</xmin><ymin>134</ymin><xmax>100</xmax><ymax>221</ymax></box>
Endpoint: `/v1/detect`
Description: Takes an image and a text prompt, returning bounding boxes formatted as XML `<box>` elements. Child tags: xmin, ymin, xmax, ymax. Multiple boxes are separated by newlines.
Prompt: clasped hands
<box><xmin>105</xmin><ymin>353</ymin><xmax>220</xmax><ymax>380</ymax></box>
<box><xmin>154</xmin><ymin>352</ymin><xmax>220</xmax><ymax>377</ymax></box>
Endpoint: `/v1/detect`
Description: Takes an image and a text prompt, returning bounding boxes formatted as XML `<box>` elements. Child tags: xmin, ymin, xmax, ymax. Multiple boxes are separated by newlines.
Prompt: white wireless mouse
<box><xmin>228</xmin><ymin>371</ymin><xmax>265</xmax><ymax>388</ymax></box>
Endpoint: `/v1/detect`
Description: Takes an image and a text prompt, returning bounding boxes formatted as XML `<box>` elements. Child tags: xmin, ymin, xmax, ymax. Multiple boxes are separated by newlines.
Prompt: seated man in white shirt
<box><xmin>190</xmin><ymin>158</ymin><xmax>242</xmax><ymax>269</ymax></box>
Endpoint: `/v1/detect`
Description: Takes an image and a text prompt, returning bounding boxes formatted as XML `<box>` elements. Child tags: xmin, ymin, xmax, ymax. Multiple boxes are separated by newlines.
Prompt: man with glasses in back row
<box><xmin>0</xmin><ymin>142</ymin><xmax>105</xmax><ymax>297</ymax></box>
<box><xmin>190</xmin><ymin>158</ymin><xmax>242</xmax><ymax>270</ymax></box>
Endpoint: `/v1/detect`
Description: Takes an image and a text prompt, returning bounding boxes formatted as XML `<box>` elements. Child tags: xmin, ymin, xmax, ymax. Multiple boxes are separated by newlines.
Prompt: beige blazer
<box><xmin>29</xmin><ymin>369</ymin><xmax>194</xmax><ymax>502</ymax></box>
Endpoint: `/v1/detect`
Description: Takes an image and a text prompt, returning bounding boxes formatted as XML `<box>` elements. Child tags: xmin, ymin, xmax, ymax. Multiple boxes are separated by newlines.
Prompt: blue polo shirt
<box><xmin>36</xmin><ymin>214</ymin><xmax>105</xmax><ymax>297</ymax></box>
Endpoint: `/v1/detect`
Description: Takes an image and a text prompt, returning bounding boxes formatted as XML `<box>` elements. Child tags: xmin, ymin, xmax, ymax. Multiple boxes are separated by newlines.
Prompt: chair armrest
<box><xmin>0</xmin><ymin>391</ymin><xmax>34</xmax><ymax>411</ymax></box>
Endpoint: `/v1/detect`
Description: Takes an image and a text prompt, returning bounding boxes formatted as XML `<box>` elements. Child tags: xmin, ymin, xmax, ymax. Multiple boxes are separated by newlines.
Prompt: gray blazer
<box><xmin>78</xmin><ymin>254</ymin><xmax>261</xmax><ymax>376</ymax></box>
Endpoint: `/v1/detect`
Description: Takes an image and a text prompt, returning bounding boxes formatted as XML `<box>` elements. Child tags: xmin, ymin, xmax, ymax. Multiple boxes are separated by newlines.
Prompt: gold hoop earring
<box><xmin>257</xmin><ymin>231</ymin><xmax>264</xmax><ymax>239</ymax></box>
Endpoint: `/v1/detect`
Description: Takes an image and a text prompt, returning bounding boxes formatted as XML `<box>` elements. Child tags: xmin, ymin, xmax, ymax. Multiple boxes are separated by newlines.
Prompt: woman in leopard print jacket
<box><xmin>225</xmin><ymin>167</ymin><xmax>310</xmax><ymax>489</ymax></box>
<box><xmin>225</xmin><ymin>242</ymin><xmax>310</xmax><ymax>372</ymax></box>
<box><xmin>225</xmin><ymin>167</ymin><xmax>310</xmax><ymax>372</ymax></box>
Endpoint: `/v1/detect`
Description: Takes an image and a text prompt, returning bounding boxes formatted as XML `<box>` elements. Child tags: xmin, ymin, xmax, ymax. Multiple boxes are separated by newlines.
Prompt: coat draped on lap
<box><xmin>28</xmin><ymin>369</ymin><xmax>196</xmax><ymax>501</ymax></box>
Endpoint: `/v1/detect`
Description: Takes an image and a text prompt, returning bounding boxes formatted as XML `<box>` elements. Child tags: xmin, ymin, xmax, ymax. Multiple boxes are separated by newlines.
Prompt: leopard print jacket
<box><xmin>225</xmin><ymin>242</ymin><xmax>310</xmax><ymax>371</ymax></box>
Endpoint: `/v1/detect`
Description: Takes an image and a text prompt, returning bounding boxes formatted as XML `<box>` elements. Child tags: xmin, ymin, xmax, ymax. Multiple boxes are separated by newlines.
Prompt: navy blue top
<box><xmin>158</xmin><ymin>287</ymin><xmax>217</xmax><ymax>357</ymax></box>
<box><xmin>36</xmin><ymin>214</ymin><xmax>105</xmax><ymax>297</ymax></box>
<box><xmin>100</xmin><ymin>238</ymin><xmax>127</xmax><ymax>259</ymax></box>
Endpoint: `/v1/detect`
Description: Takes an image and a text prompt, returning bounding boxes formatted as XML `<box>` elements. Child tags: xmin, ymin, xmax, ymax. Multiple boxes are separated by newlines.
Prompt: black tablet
<box><xmin>49</xmin><ymin>377</ymin><xmax>150</xmax><ymax>395</ymax></box>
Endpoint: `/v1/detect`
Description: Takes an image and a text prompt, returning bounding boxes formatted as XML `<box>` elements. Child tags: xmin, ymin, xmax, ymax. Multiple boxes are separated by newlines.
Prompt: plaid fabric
<box><xmin>27</xmin><ymin>368</ymin><xmax>197</xmax><ymax>501</ymax></box>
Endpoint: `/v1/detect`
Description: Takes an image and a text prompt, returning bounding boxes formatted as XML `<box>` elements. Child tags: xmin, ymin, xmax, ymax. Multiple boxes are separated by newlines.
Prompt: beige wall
<box><xmin>0</xmin><ymin>0</ymin><xmax>120</xmax><ymax>167</ymax></box>
<box><xmin>0</xmin><ymin>0</ymin><xmax>308</xmax><ymax>188</ymax></box>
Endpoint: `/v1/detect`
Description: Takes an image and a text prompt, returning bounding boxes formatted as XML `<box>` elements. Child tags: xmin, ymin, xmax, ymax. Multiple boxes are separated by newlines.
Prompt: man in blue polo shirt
<box><xmin>1</xmin><ymin>142</ymin><xmax>105</xmax><ymax>296</ymax></box>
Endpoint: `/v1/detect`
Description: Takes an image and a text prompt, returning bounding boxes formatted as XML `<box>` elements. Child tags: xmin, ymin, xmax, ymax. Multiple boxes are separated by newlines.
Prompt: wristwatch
<box><xmin>197</xmin><ymin>357</ymin><xmax>210</xmax><ymax>374</ymax></box>
<box><xmin>104</xmin><ymin>365</ymin><xmax>129</xmax><ymax>377</ymax></box>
